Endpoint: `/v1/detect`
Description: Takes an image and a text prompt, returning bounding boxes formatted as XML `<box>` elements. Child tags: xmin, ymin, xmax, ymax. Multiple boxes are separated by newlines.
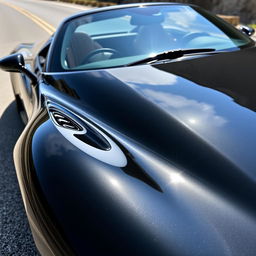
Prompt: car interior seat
<box><xmin>66</xmin><ymin>32</ymin><xmax>101</xmax><ymax>68</ymax></box>
<box><xmin>133</xmin><ymin>24</ymin><xmax>174</xmax><ymax>54</ymax></box>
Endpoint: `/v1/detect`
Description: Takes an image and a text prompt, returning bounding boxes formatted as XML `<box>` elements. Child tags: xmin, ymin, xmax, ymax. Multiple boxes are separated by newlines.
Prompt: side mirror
<box><xmin>0</xmin><ymin>53</ymin><xmax>37</xmax><ymax>84</ymax></box>
<box><xmin>238</xmin><ymin>25</ymin><xmax>255</xmax><ymax>37</ymax></box>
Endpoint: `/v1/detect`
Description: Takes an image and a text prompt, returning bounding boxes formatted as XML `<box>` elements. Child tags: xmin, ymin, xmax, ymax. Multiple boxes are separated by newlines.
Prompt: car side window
<box><xmin>34</xmin><ymin>40</ymin><xmax>51</xmax><ymax>75</ymax></box>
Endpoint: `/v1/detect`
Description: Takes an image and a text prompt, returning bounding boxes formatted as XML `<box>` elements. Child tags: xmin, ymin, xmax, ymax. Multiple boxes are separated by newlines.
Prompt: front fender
<box><xmin>13</xmin><ymin>102</ymin><xmax>248</xmax><ymax>256</ymax></box>
<box><xmin>13</xmin><ymin>108</ymin><xmax>75</xmax><ymax>256</ymax></box>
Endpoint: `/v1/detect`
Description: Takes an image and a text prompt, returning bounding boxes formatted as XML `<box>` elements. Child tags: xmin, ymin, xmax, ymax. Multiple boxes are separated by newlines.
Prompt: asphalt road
<box><xmin>0</xmin><ymin>1</ymin><xmax>89</xmax><ymax>254</ymax></box>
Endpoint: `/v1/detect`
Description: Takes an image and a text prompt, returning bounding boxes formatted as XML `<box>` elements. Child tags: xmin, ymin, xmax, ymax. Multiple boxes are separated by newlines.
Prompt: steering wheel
<box><xmin>182</xmin><ymin>32</ymin><xmax>210</xmax><ymax>45</ymax></box>
<box><xmin>81</xmin><ymin>48</ymin><xmax>120</xmax><ymax>64</ymax></box>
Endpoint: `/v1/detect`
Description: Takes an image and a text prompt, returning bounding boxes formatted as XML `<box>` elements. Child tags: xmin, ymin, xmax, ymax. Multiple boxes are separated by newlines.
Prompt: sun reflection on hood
<box><xmin>109</xmin><ymin>65</ymin><xmax>177</xmax><ymax>87</ymax></box>
<box><xmin>141</xmin><ymin>89</ymin><xmax>227</xmax><ymax>128</ymax></box>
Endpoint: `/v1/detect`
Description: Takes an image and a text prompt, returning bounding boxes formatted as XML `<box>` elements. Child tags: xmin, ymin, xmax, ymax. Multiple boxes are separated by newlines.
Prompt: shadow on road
<box><xmin>0</xmin><ymin>101</ymin><xmax>39</xmax><ymax>255</ymax></box>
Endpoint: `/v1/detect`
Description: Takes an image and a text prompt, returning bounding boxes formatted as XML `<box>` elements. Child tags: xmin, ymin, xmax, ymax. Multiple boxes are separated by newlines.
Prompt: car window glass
<box><xmin>76</xmin><ymin>15</ymin><xmax>135</xmax><ymax>36</ymax></box>
<box><xmin>54</xmin><ymin>5</ymin><xmax>252</xmax><ymax>71</ymax></box>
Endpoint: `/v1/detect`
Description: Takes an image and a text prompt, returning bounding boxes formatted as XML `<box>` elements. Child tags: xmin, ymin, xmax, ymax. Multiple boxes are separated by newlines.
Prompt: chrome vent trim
<box><xmin>49</xmin><ymin>108</ymin><xmax>83</xmax><ymax>131</ymax></box>
<box><xmin>46</xmin><ymin>101</ymin><xmax>127</xmax><ymax>167</ymax></box>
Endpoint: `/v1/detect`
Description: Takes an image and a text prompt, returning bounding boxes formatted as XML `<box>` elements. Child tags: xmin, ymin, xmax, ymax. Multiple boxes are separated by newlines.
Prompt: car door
<box><xmin>11</xmin><ymin>40</ymin><xmax>51</xmax><ymax>122</ymax></box>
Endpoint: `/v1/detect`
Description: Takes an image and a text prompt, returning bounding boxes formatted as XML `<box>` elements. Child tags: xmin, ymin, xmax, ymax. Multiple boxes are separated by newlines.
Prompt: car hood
<box><xmin>41</xmin><ymin>46</ymin><xmax>256</xmax><ymax>255</ymax></box>
<box><xmin>44</xmin><ymin>46</ymin><xmax>256</xmax><ymax>179</ymax></box>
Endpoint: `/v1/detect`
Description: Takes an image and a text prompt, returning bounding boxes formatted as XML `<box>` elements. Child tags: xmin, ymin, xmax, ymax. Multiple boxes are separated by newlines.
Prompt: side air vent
<box><xmin>46</xmin><ymin>102</ymin><xmax>127</xmax><ymax>167</ymax></box>
<box><xmin>49</xmin><ymin>109</ymin><xmax>83</xmax><ymax>131</ymax></box>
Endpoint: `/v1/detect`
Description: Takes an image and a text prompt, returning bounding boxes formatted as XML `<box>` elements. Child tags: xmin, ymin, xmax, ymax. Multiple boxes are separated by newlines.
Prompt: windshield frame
<box><xmin>46</xmin><ymin>3</ymin><xmax>255</xmax><ymax>72</ymax></box>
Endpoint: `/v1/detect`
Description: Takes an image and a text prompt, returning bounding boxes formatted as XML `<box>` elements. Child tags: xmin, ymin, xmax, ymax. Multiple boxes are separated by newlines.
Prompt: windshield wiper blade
<box><xmin>127</xmin><ymin>48</ymin><xmax>216</xmax><ymax>66</ymax></box>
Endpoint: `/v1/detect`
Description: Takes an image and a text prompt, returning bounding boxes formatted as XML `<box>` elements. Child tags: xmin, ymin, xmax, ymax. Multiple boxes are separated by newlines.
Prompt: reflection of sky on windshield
<box><xmin>163</xmin><ymin>6</ymin><xmax>232</xmax><ymax>43</ymax></box>
<box><xmin>164</xmin><ymin>7</ymin><xmax>197</xmax><ymax>29</ymax></box>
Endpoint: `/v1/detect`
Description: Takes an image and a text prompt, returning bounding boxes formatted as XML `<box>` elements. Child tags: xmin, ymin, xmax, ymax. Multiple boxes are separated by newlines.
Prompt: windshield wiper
<box><xmin>127</xmin><ymin>48</ymin><xmax>216</xmax><ymax>66</ymax></box>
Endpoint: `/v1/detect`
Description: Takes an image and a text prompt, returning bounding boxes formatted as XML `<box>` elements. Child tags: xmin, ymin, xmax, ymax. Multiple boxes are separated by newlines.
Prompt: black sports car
<box><xmin>1</xmin><ymin>3</ymin><xmax>256</xmax><ymax>256</ymax></box>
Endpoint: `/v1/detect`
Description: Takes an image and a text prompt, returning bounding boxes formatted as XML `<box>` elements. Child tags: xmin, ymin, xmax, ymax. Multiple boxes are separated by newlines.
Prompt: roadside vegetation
<box><xmin>57</xmin><ymin>0</ymin><xmax>115</xmax><ymax>7</ymax></box>
<box><xmin>55</xmin><ymin>0</ymin><xmax>256</xmax><ymax>27</ymax></box>
<box><xmin>249</xmin><ymin>24</ymin><xmax>256</xmax><ymax>29</ymax></box>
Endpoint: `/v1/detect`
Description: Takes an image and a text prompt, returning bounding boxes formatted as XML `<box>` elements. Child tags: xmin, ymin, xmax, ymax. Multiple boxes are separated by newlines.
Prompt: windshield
<box><xmin>50</xmin><ymin>4</ymin><xmax>253</xmax><ymax>71</ymax></box>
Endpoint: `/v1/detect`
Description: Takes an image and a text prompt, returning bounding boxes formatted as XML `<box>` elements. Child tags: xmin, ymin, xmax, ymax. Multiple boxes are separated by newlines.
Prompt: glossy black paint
<box><xmin>238</xmin><ymin>24</ymin><xmax>255</xmax><ymax>36</ymax></box>
<box><xmin>0</xmin><ymin>53</ymin><xmax>25</xmax><ymax>72</ymax></box>
<box><xmin>0</xmin><ymin>53</ymin><xmax>37</xmax><ymax>84</ymax></box>
<box><xmin>3</xmin><ymin>3</ymin><xmax>256</xmax><ymax>256</ymax></box>
<box><xmin>29</xmin><ymin>45</ymin><xmax>256</xmax><ymax>255</ymax></box>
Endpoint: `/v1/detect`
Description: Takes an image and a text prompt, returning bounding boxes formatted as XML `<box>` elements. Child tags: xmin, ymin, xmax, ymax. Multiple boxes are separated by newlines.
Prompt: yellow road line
<box><xmin>0</xmin><ymin>1</ymin><xmax>56</xmax><ymax>34</ymax></box>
